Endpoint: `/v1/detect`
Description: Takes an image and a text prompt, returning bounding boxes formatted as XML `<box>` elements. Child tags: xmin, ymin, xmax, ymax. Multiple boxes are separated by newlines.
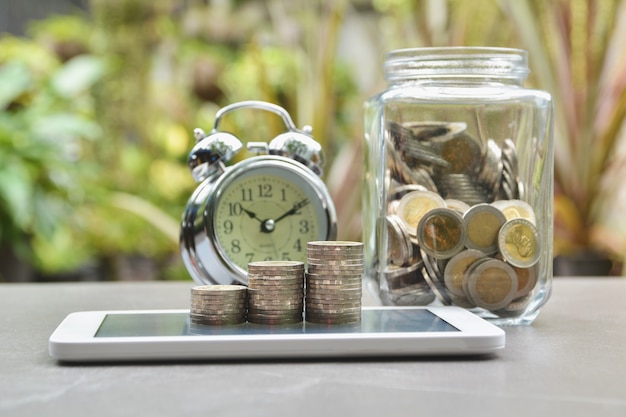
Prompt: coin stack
<box><xmin>381</xmin><ymin>120</ymin><xmax>542</xmax><ymax>317</ymax></box>
<box><xmin>190</xmin><ymin>285</ymin><xmax>248</xmax><ymax>325</ymax></box>
<box><xmin>247</xmin><ymin>260</ymin><xmax>305</xmax><ymax>325</ymax></box>
<box><xmin>305</xmin><ymin>241</ymin><xmax>364</xmax><ymax>325</ymax></box>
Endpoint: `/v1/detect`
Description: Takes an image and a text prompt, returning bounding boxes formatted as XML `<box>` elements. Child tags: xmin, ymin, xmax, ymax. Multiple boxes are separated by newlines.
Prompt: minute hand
<box><xmin>274</xmin><ymin>199</ymin><xmax>310</xmax><ymax>223</ymax></box>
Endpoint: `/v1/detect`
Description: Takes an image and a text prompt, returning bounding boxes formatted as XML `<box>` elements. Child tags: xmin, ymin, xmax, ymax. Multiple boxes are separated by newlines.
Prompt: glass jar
<box><xmin>363</xmin><ymin>47</ymin><xmax>553</xmax><ymax>325</ymax></box>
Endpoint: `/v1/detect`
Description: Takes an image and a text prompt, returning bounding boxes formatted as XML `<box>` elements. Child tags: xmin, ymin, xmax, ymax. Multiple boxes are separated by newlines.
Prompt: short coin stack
<box><xmin>190</xmin><ymin>285</ymin><xmax>248</xmax><ymax>325</ymax></box>
<box><xmin>305</xmin><ymin>241</ymin><xmax>364</xmax><ymax>324</ymax></box>
<box><xmin>247</xmin><ymin>260</ymin><xmax>305</xmax><ymax>325</ymax></box>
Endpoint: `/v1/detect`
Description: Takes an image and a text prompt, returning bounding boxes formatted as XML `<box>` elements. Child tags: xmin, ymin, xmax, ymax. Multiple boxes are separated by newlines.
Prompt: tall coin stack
<box><xmin>247</xmin><ymin>260</ymin><xmax>305</xmax><ymax>325</ymax></box>
<box><xmin>305</xmin><ymin>241</ymin><xmax>364</xmax><ymax>325</ymax></box>
<box><xmin>190</xmin><ymin>285</ymin><xmax>248</xmax><ymax>325</ymax></box>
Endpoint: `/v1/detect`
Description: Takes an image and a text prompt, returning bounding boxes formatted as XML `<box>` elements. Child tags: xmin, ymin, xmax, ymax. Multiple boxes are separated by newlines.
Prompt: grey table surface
<box><xmin>1</xmin><ymin>278</ymin><xmax>625</xmax><ymax>417</ymax></box>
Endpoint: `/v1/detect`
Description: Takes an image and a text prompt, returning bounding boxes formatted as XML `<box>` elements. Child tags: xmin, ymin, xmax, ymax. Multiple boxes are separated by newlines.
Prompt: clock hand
<box><xmin>274</xmin><ymin>198</ymin><xmax>310</xmax><ymax>223</ymax></box>
<box><xmin>241</xmin><ymin>206</ymin><xmax>263</xmax><ymax>223</ymax></box>
<box><xmin>241</xmin><ymin>206</ymin><xmax>275</xmax><ymax>233</ymax></box>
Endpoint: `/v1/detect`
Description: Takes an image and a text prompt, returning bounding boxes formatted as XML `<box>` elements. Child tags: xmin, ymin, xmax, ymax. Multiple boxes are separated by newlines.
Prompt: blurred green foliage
<box><xmin>0</xmin><ymin>0</ymin><xmax>361</xmax><ymax>281</ymax></box>
<box><xmin>2</xmin><ymin>0</ymin><xmax>625</xmax><ymax>280</ymax></box>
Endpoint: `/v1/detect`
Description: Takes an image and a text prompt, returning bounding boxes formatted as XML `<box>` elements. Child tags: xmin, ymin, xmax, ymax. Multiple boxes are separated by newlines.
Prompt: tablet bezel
<box><xmin>48</xmin><ymin>306</ymin><xmax>505</xmax><ymax>361</ymax></box>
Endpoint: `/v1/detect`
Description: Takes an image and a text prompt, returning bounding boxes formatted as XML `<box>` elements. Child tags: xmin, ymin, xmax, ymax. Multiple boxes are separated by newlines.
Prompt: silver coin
<box><xmin>191</xmin><ymin>300</ymin><xmax>248</xmax><ymax>311</ymax></box>
<box><xmin>247</xmin><ymin>280</ymin><xmax>304</xmax><ymax>288</ymax></box>
<box><xmin>248</xmin><ymin>260</ymin><xmax>304</xmax><ymax>268</ymax></box>
<box><xmin>305</xmin><ymin>293</ymin><xmax>362</xmax><ymax>301</ymax></box>
<box><xmin>248</xmin><ymin>316</ymin><xmax>303</xmax><ymax>325</ymax></box>
<box><xmin>386</xmin><ymin>214</ymin><xmax>413</xmax><ymax>267</ymax></box>
<box><xmin>190</xmin><ymin>317</ymin><xmax>247</xmax><ymax>326</ymax></box>
<box><xmin>307</xmin><ymin>241</ymin><xmax>363</xmax><ymax>251</ymax></box>
<box><xmin>306</xmin><ymin>283</ymin><xmax>362</xmax><ymax>292</ymax></box>
<box><xmin>247</xmin><ymin>273</ymin><xmax>304</xmax><ymax>279</ymax></box>
<box><xmin>389</xmin><ymin>290</ymin><xmax>436</xmax><ymax>306</ymax></box>
<box><xmin>191</xmin><ymin>284</ymin><xmax>247</xmax><ymax>293</ymax></box>
<box><xmin>305</xmin><ymin>286</ymin><xmax>362</xmax><ymax>294</ymax></box>
<box><xmin>306</xmin><ymin>259</ymin><xmax>364</xmax><ymax>267</ymax></box>
<box><xmin>306</xmin><ymin>273</ymin><xmax>362</xmax><ymax>281</ymax></box>
<box><xmin>248</xmin><ymin>306</ymin><xmax>303</xmax><ymax>315</ymax></box>
<box><xmin>304</xmin><ymin>309</ymin><xmax>361</xmax><ymax>321</ymax></box>
<box><xmin>247</xmin><ymin>309</ymin><xmax>303</xmax><ymax>318</ymax></box>
<box><xmin>247</xmin><ymin>295</ymin><xmax>303</xmax><ymax>305</ymax></box>
<box><xmin>421</xmin><ymin>264</ymin><xmax>451</xmax><ymax>306</ymax></box>
<box><xmin>305</xmin><ymin>300</ymin><xmax>362</xmax><ymax>309</ymax></box>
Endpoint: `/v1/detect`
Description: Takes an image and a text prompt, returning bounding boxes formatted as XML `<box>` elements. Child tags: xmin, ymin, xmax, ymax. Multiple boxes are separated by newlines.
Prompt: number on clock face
<box><xmin>213</xmin><ymin>171</ymin><xmax>325</xmax><ymax>271</ymax></box>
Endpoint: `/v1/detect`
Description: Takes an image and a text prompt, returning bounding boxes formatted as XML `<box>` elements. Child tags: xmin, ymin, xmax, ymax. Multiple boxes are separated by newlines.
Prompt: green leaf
<box><xmin>0</xmin><ymin>62</ymin><xmax>32</xmax><ymax>109</ymax></box>
<box><xmin>31</xmin><ymin>113</ymin><xmax>102</xmax><ymax>142</ymax></box>
<box><xmin>0</xmin><ymin>163</ymin><xmax>33</xmax><ymax>229</ymax></box>
<box><xmin>50</xmin><ymin>55</ymin><xmax>107</xmax><ymax>98</ymax></box>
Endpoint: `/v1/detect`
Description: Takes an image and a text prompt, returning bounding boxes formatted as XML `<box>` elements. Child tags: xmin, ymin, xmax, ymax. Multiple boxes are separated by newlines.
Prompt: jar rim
<box><xmin>384</xmin><ymin>47</ymin><xmax>530</xmax><ymax>82</ymax></box>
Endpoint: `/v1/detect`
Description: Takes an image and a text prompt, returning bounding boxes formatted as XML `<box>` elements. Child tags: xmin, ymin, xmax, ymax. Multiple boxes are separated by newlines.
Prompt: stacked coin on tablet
<box><xmin>305</xmin><ymin>241</ymin><xmax>364</xmax><ymax>325</ymax></box>
<box><xmin>190</xmin><ymin>285</ymin><xmax>248</xmax><ymax>325</ymax></box>
<box><xmin>247</xmin><ymin>261</ymin><xmax>305</xmax><ymax>325</ymax></box>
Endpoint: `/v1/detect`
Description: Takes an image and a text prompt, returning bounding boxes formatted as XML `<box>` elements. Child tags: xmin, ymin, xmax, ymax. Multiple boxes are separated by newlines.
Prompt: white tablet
<box><xmin>48</xmin><ymin>306</ymin><xmax>505</xmax><ymax>362</ymax></box>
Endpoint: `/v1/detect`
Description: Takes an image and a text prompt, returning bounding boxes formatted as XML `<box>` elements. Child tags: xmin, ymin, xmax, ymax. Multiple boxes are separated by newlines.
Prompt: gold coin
<box><xmin>443</xmin><ymin>249</ymin><xmax>486</xmax><ymax>297</ymax></box>
<box><xmin>417</xmin><ymin>207</ymin><xmax>466</xmax><ymax>259</ymax></box>
<box><xmin>437</xmin><ymin>133</ymin><xmax>482</xmax><ymax>175</ymax></box>
<box><xmin>396</xmin><ymin>190</ymin><xmax>446</xmax><ymax>236</ymax></box>
<box><xmin>465</xmin><ymin>258</ymin><xmax>518</xmax><ymax>311</ymax></box>
<box><xmin>463</xmin><ymin>203</ymin><xmax>507</xmax><ymax>254</ymax></box>
<box><xmin>445</xmin><ymin>199</ymin><xmax>471</xmax><ymax>214</ymax></box>
<box><xmin>511</xmin><ymin>264</ymin><xmax>538</xmax><ymax>298</ymax></box>
<box><xmin>491</xmin><ymin>199</ymin><xmax>536</xmax><ymax>225</ymax></box>
<box><xmin>498</xmin><ymin>218</ymin><xmax>540</xmax><ymax>268</ymax></box>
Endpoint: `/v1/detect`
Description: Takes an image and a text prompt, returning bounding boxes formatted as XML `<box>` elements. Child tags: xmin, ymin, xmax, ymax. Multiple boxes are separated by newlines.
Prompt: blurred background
<box><xmin>1</xmin><ymin>0</ymin><xmax>625</xmax><ymax>282</ymax></box>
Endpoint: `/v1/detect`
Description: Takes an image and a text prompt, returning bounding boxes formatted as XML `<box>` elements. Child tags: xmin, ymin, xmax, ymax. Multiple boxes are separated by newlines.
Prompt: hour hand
<box><xmin>241</xmin><ymin>206</ymin><xmax>263</xmax><ymax>223</ymax></box>
<box><xmin>274</xmin><ymin>199</ymin><xmax>310</xmax><ymax>223</ymax></box>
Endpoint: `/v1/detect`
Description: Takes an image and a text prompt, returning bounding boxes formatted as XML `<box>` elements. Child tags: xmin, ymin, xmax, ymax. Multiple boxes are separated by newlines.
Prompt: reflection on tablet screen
<box><xmin>95</xmin><ymin>309</ymin><xmax>458</xmax><ymax>338</ymax></box>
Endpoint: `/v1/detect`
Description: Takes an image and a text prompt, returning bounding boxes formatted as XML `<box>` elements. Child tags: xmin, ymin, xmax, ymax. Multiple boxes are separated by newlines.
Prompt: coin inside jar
<box><xmin>386</xmin><ymin>214</ymin><xmax>413</xmax><ymax>266</ymax></box>
<box><xmin>464</xmin><ymin>258</ymin><xmax>518</xmax><ymax>311</ymax></box>
<box><xmin>511</xmin><ymin>264</ymin><xmax>538</xmax><ymax>299</ymax></box>
<box><xmin>444</xmin><ymin>199</ymin><xmax>471</xmax><ymax>214</ymax></box>
<box><xmin>395</xmin><ymin>121</ymin><xmax>467</xmax><ymax>142</ymax></box>
<box><xmin>396</xmin><ymin>190</ymin><xmax>446</xmax><ymax>237</ymax></box>
<box><xmin>417</xmin><ymin>207</ymin><xmax>466</xmax><ymax>259</ymax></box>
<box><xmin>498</xmin><ymin>218</ymin><xmax>540</xmax><ymax>268</ymax></box>
<box><xmin>463</xmin><ymin>203</ymin><xmax>507</xmax><ymax>254</ymax></box>
<box><xmin>443</xmin><ymin>249</ymin><xmax>486</xmax><ymax>297</ymax></box>
<box><xmin>491</xmin><ymin>199</ymin><xmax>537</xmax><ymax>225</ymax></box>
<box><xmin>435</xmin><ymin>133</ymin><xmax>482</xmax><ymax>175</ymax></box>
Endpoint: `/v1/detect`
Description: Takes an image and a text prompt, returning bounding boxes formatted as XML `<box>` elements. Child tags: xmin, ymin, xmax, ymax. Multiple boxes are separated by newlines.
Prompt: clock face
<box><xmin>209</xmin><ymin>158</ymin><xmax>334</xmax><ymax>275</ymax></box>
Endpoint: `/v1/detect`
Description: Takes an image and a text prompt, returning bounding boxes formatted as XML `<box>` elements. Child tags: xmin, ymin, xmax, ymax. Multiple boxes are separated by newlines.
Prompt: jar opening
<box><xmin>384</xmin><ymin>47</ymin><xmax>529</xmax><ymax>82</ymax></box>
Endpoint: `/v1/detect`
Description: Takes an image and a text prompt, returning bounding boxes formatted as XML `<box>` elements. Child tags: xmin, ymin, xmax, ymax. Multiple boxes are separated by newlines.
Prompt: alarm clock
<box><xmin>180</xmin><ymin>101</ymin><xmax>338</xmax><ymax>285</ymax></box>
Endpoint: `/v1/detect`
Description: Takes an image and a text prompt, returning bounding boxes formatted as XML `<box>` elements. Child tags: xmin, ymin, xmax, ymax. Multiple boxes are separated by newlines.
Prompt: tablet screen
<box><xmin>95</xmin><ymin>309</ymin><xmax>459</xmax><ymax>338</ymax></box>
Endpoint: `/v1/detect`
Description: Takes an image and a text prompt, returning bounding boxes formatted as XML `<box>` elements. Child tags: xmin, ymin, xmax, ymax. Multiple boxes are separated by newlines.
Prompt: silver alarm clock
<box><xmin>180</xmin><ymin>101</ymin><xmax>338</xmax><ymax>285</ymax></box>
